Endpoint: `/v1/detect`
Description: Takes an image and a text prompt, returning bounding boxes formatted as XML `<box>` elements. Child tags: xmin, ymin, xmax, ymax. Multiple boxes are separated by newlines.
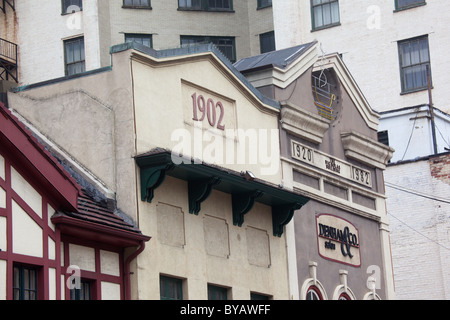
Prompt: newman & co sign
<box><xmin>316</xmin><ymin>214</ymin><xmax>361</xmax><ymax>267</ymax></box>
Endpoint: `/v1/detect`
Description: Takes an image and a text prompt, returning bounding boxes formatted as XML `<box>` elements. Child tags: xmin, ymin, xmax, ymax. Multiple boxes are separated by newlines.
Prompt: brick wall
<box><xmin>430</xmin><ymin>153</ymin><xmax>450</xmax><ymax>185</ymax></box>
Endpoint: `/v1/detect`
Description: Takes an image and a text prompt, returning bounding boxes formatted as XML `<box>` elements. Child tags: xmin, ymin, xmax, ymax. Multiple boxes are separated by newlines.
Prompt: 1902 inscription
<box><xmin>192</xmin><ymin>92</ymin><xmax>225</xmax><ymax>130</ymax></box>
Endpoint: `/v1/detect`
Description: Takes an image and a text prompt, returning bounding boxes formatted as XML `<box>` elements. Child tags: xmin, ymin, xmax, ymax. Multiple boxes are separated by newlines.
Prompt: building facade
<box><xmin>273</xmin><ymin>0</ymin><xmax>450</xmax><ymax>115</ymax></box>
<box><xmin>6</xmin><ymin>43</ymin><xmax>311</xmax><ymax>300</ymax></box>
<box><xmin>270</xmin><ymin>0</ymin><xmax>450</xmax><ymax>299</ymax></box>
<box><xmin>3</xmin><ymin>40</ymin><xmax>396</xmax><ymax>300</ymax></box>
<box><xmin>0</xmin><ymin>102</ymin><xmax>150</xmax><ymax>300</ymax></box>
<box><xmin>235</xmin><ymin>42</ymin><xmax>395</xmax><ymax>299</ymax></box>
<box><xmin>0</xmin><ymin>0</ymin><xmax>275</xmax><ymax>85</ymax></box>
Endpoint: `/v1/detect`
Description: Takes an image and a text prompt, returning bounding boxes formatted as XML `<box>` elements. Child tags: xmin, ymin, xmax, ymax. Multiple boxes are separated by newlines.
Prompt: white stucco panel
<box><xmin>11</xmin><ymin>166</ymin><xmax>42</xmax><ymax>218</ymax></box>
<box><xmin>12</xmin><ymin>200</ymin><xmax>43</xmax><ymax>258</ymax></box>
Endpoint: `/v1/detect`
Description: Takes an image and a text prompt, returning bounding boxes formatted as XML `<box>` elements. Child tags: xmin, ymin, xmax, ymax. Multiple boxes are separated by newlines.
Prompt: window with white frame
<box><xmin>64</xmin><ymin>37</ymin><xmax>85</xmax><ymax>76</ymax></box>
<box><xmin>62</xmin><ymin>0</ymin><xmax>82</xmax><ymax>14</ymax></box>
<box><xmin>398</xmin><ymin>35</ymin><xmax>431</xmax><ymax>93</ymax></box>
<box><xmin>311</xmin><ymin>0</ymin><xmax>340</xmax><ymax>30</ymax></box>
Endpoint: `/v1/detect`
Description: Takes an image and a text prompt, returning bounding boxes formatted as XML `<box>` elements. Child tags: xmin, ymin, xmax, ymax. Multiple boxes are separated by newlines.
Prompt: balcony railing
<box><xmin>0</xmin><ymin>38</ymin><xmax>18</xmax><ymax>82</ymax></box>
<box><xmin>0</xmin><ymin>0</ymin><xmax>15</xmax><ymax>13</ymax></box>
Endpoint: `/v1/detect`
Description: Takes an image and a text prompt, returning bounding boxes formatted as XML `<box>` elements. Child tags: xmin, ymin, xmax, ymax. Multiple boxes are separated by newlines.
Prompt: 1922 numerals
<box><xmin>192</xmin><ymin>93</ymin><xmax>225</xmax><ymax>130</ymax></box>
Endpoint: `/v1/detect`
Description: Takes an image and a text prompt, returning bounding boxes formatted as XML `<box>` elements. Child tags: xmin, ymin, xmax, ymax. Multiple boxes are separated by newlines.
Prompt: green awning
<box><xmin>136</xmin><ymin>150</ymin><xmax>309</xmax><ymax>237</ymax></box>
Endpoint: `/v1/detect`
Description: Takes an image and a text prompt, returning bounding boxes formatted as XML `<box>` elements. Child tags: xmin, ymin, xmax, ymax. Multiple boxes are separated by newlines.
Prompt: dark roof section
<box><xmin>0</xmin><ymin>104</ymin><xmax>148</xmax><ymax>244</ymax></box>
<box><xmin>233</xmin><ymin>41</ymin><xmax>317</xmax><ymax>73</ymax></box>
<box><xmin>63</xmin><ymin>190</ymin><xmax>143</xmax><ymax>235</ymax></box>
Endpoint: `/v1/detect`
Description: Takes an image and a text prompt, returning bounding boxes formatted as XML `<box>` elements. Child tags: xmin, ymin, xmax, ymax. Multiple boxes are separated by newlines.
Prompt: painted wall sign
<box><xmin>291</xmin><ymin>140</ymin><xmax>372</xmax><ymax>187</ymax></box>
<box><xmin>316</xmin><ymin>214</ymin><xmax>361</xmax><ymax>267</ymax></box>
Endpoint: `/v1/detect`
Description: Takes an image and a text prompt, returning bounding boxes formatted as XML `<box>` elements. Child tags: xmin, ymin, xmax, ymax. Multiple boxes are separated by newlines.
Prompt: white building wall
<box><xmin>15</xmin><ymin>0</ymin><xmax>102</xmax><ymax>84</ymax></box>
<box><xmin>378</xmin><ymin>107</ymin><xmax>450</xmax><ymax>163</ymax></box>
<box><xmin>273</xmin><ymin>0</ymin><xmax>450</xmax><ymax>114</ymax></box>
<box><xmin>385</xmin><ymin>159</ymin><xmax>450</xmax><ymax>300</ymax></box>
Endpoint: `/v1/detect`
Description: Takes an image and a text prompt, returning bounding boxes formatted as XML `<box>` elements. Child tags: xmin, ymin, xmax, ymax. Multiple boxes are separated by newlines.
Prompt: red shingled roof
<box><xmin>0</xmin><ymin>102</ymin><xmax>149</xmax><ymax>246</ymax></box>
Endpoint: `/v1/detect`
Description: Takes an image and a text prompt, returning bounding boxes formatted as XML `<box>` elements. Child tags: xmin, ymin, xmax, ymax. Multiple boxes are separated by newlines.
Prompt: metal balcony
<box><xmin>0</xmin><ymin>38</ymin><xmax>18</xmax><ymax>82</ymax></box>
<box><xmin>0</xmin><ymin>0</ymin><xmax>15</xmax><ymax>13</ymax></box>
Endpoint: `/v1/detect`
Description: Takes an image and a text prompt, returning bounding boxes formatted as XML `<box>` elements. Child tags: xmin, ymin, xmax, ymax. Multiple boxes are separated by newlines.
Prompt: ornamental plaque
<box><xmin>316</xmin><ymin>214</ymin><xmax>361</xmax><ymax>267</ymax></box>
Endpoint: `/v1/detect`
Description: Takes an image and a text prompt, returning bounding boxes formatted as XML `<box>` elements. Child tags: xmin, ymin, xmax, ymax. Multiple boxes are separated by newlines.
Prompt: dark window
<box><xmin>208</xmin><ymin>284</ymin><xmax>228</xmax><ymax>300</ymax></box>
<box><xmin>62</xmin><ymin>0</ymin><xmax>82</xmax><ymax>14</ymax></box>
<box><xmin>178</xmin><ymin>0</ymin><xmax>202</xmax><ymax>10</ymax></box>
<box><xmin>311</xmin><ymin>0</ymin><xmax>340</xmax><ymax>30</ymax></box>
<box><xmin>13</xmin><ymin>265</ymin><xmax>38</xmax><ymax>300</ymax></box>
<box><xmin>395</xmin><ymin>0</ymin><xmax>426</xmax><ymax>10</ymax></box>
<box><xmin>260</xmin><ymin>31</ymin><xmax>275</xmax><ymax>54</ymax></box>
<box><xmin>339</xmin><ymin>292</ymin><xmax>352</xmax><ymax>300</ymax></box>
<box><xmin>378</xmin><ymin>130</ymin><xmax>390</xmax><ymax>147</ymax></box>
<box><xmin>306</xmin><ymin>286</ymin><xmax>323</xmax><ymax>300</ymax></box>
<box><xmin>123</xmin><ymin>0</ymin><xmax>151</xmax><ymax>8</ymax></box>
<box><xmin>398</xmin><ymin>36</ymin><xmax>431</xmax><ymax>93</ymax></box>
<box><xmin>251</xmin><ymin>292</ymin><xmax>271</xmax><ymax>300</ymax></box>
<box><xmin>64</xmin><ymin>37</ymin><xmax>85</xmax><ymax>76</ymax></box>
<box><xmin>70</xmin><ymin>279</ymin><xmax>92</xmax><ymax>300</ymax></box>
<box><xmin>181</xmin><ymin>36</ymin><xmax>236</xmax><ymax>62</ymax></box>
<box><xmin>178</xmin><ymin>0</ymin><xmax>232</xmax><ymax>11</ymax></box>
<box><xmin>125</xmin><ymin>34</ymin><xmax>153</xmax><ymax>48</ymax></box>
<box><xmin>207</xmin><ymin>0</ymin><xmax>232</xmax><ymax>10</ymax></box>
<box><xmin>257</xmin><ymin>0</ymin><xmax>272</xmax><ymax>9</ymax></box>
<box><xmin>160</xmin><ymin>276</ymin><xmax>183</xmax><ymax>300</ymax></box>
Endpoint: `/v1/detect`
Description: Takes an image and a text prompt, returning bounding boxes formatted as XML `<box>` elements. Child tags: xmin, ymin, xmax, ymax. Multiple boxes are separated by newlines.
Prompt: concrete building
<box><xmin>235</xmin><ymin>41</ymin><xmax>395</xmax><ymax>299</ymax></box>
<box><xmin>270</xmin><ymin>0</ymin><xmax>450</xmax><ymax>299</ymax></box>
<box><xmin>2</xmin><ymin>39</ymin><xmax>395</xmax><ymax>300</ymax></box>
<box><xmin>0</xmin><ymin>102</ymin><xmax>150</xmax><ymax>300</ymax></box>
<box><xmin>0</xmin><ymin>0</ymin><xmax>275</xmax><ymax>85</ymax></box>
<box><xmin>5</xmin><ymin>42</ymin><xmax>310</xmax><ymax>300</ymax></box>
<box><xmin>273</xmin><ymin>0</ymin><xmax>450</xmax><ymax>115</ymax></box>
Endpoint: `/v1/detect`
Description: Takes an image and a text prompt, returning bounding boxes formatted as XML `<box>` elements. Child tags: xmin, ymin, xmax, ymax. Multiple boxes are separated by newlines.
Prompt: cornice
<box><xmin>280</xmin><ymin>101</ymin><xmax>330</xmax><ymax>144</ymax></box>
<box><xmin>341</xmin><ymin>131</ymin><xmax>395</xmax><ymax>169</ymax></box>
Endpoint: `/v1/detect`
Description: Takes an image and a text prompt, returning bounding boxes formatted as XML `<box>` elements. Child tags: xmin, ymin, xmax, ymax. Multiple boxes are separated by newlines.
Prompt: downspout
<box><xmin>124</xmin><ymin>241</ymin><xmax>146</xmax><ymax>300</ymax></box>
<box><xmin>427</xmin><ymin>65</ymin><xmax>438</xmax><ymax>155</ymax></box>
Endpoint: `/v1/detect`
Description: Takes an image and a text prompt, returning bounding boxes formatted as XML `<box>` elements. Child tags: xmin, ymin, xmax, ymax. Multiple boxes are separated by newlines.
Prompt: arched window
<box><xmin>306</xmin><ymin>286</ymin><xmax>323</xmax><ymax>300</ymax></box>
<box><xmin>338</xmin><ymin>292</ymin><xmax>352</xmax><ymax>300</ymax></box>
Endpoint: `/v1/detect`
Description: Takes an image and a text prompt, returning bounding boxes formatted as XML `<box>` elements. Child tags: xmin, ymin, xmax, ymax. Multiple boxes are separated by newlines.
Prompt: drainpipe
<box><xmin>124</xmin><ymin>241</ymin><xmax>146</xmax><ymax>300</ymax></box>
<box><xmin>427</xmin><ymin>65</ymin><xmax>438</xmax><ymax>155</ymax></box>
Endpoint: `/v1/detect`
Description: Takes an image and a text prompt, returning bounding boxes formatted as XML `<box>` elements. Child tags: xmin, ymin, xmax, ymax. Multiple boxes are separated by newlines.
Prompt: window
<box><xmin>13</xmin><ymin>265</ymin><xmax>38</xmax><ymax>300</ymax></box>
<box><xmin>64</xmin><ymin>37</ymin><xmax>85</xmax><ymax>76</ymax></box>
<box><xmin>179</xmin><ymin>0</ymin><xmax>202</xmax><ymax>10</ymax></box>
<box><xmin>125</xmin><ymin>34</ymin><xmax>153</xmax><ymax>48</ymax></box>
<box><xmin>311</xmin><ymin>0</ymin><xmax>340</xmax><ymax>30</ymax></box>
<box><xmin>395</xmin><ymin>0</ymin><xmax>426</xmax><ymax>10</ymax></box>
<box><xmin>398</xmin><ymin>36</ymin><xmax>431</xmax><ymax>93</ymax></box>
<box><xmin>260</xmin><ymin>31</ymin><xmax>275</xmax><ymax>54</ymax></box>
<box><xmin>178</xmin><ymin>0</ymin><xmax>232</xmax><ymax>11</ymax></box>
<box><xmin>306</xmin><ymin>286</ymin><xmax>323</xmax><ymax>300</ymax></box>
<box><xmin>62</xmin><ymin>0</ymin><xmax>82</xmax><ymax>14</ymax></box>
<box><xmin>378</xmin><ymin>130</ymin><xmax>390</xmax><ymax>147</ymax></box>
<box><xmin>339</xmin><ymin>292</ymin><xmax>352</xmax><ymax>300</ymax></box>
<box><xmin>70</xmin><ymin>279</ymin><xmax>92</xmax><ymax>300</ymax></box>
<box><xmin>251</xmin><ymin>292</ymin><xmax>271</xmax><ymax>300</ymax></box>
<box><xmin>257</xmin><ymin>0</ymin><xmax>272</xmax><ymax>9</ymax></box>
<box><xmin>208</xmin><ymin>284</ymin><xmax>228</xmax><ymax>300</ymax></box>
<box><xmin>160</xmin><ymin>276</ymin><xmax>183</xmax><ymax>300</ymax></box>
<box><xmin>123</xmin><ymin>0</ymin><xmax>151</xmax><ymax>8</ymax></box>
<box><xmin>181</xmin><ymin>36</ymin><xmax>236</xmax><ymax>62</ymax></box>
